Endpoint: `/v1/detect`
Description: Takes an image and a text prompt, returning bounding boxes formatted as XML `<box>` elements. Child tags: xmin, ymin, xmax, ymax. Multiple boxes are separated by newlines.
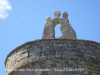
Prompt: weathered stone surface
<box><xmin>42</xmin><ymin>11</ymin><xmax>77</xmax><ymax>39</ymax></box>
<box><xmin>54</xmin><ymin>11</ymin><xmax>61</xmax><ymax>18</ymax></box>
<box><xmin>28</xmin><ymin>57</ymin><xmax>39</xmax><ymax>63</ymax></box>
<box><xmin>22</xmin><ymin>52</ymin><xmax>28</xmax><ymax>59</ymax></box>
<box><xmin>42</xmin><ymin>46</ymin><xmax>49</xmax><ymax>52</ymax></box>
<box><xmin>29</xmin><ymin>48</ymin><xmax>41</xmax><ymax>56</ymax></box>
<box><xmin>39</xmin><ymin>56</ymin><xmax>47</xmax><ymax>62</ymax></box>
<box><xmin>33</xmin><ymin>63</ymin><xmax>41</xmax><ymax>75</ymax></box>
<box><xmin>62</xmin><ymin>12</ymin><xmax>68</xmax><ymax>19</ymax></box>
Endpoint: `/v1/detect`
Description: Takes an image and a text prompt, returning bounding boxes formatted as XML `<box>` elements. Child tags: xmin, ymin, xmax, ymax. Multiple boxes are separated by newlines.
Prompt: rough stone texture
<box><xmin>5</xmin><ymin>39</ymin><xmax>100</xmax><ymax>75</ymax></box>
<box><xmin>42</xmin><ymin>11</ymin><xmax>77</xmax><ymax>39</ymax></box>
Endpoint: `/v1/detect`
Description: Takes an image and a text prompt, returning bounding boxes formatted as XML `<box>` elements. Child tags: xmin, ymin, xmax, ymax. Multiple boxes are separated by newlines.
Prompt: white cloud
<box><xmin>0</xmin><ymin>0</ymin><xmax>12</xmax><ymax>19</ymax></box>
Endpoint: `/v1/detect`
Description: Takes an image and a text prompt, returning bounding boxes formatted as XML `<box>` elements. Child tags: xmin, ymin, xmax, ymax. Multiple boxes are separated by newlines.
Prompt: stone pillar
<box><xmin>42</xmin><ymin>17</ymin><xmax>55</xmax><ymax>39</ymax></box>
<box><xmin>61</xmin><ymin>12</ymin><xmax>77</xmax><ymax>39</ymax></box>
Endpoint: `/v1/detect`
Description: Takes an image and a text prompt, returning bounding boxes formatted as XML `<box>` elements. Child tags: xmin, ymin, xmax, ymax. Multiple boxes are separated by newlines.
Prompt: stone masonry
<box><xmin>5</xmin><ymin>11</ymin><xmax>100</xmax><ymax>75</ymax></box>
<box><xmin>5</xmin><ymin>39</ymin><xmax>100</xmax><ymax>75</ymax></box>
<box><xmin>42</xmin><ymin>11</ymin><xmax>77</xmax><ymax>39</ymax></box>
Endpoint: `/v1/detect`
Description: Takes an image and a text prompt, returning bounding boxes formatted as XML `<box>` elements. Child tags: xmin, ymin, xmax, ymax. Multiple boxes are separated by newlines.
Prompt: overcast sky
<box><xmin>0</xmin><ymin>0</ymin><xmax>100</xmax><ymax>74</ymax></box>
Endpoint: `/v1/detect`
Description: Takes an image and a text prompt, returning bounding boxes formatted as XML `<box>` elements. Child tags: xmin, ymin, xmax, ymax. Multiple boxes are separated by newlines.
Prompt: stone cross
<box><xmin>42</xmin><ymin>11</ymin><xmax>77</xmax><ymax>39</ymax></box>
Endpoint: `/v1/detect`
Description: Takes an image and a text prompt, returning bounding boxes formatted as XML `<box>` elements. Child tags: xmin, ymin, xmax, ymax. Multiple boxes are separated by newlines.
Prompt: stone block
<box><xmin>48</xmin><ymin>55</ymin><xmax>55</xmax><ymax>59</ymax></box>
<box><xmin>28</xmin><ymin>57</ymin><xmax>39</xmax><ymax>63</ymax></box>
<box><xmin>20</xmin><ymin>57</ymin><xmax>28</xmax><ymax>66</ymax></box>
<box><xmin>55</xmin><ymin>55</ymin><xmax>61</xmax><ymax>58</ymax></box>
<box><xmin>53</xmin><ymin>43</ymin><xmax>58</xmax><ymax>46</ymax></box>
<box><xmin>38</xmin><ymin>43</ymin><xmax>46</xmax><ymax>47</ymax></box>
<box><xmin>49</xmin><ymin>46</ymin><xmax>57</xmax><ymax>51</ymax></box>
<box><xmin>16</xmin><ymin>47</ymin><xmax>23</xmax><ymax>54</ymax></box>
<box><xmin>28</xmin><ymin>47</ymin><xmax>33</xmax><ymax>51</ymax></box>
<box><xmin>45</xmin><ymin>52</ymin><xmax>49</xmax><ymax>56</ymax></box>
<box><xmin>51</xmin><ymin>64</ymin><xmax>56</xmax><ymax>67</ymax></box>
<box><xmin>39</xmin><ymin>56</ymin><xmax>47</xmax><ymax>62</ymax></box>
<box><xmin>17</xmin><ymin>49</ymin><xmax>27</xmax><ymax>55</ymax></box>
<box><xmin>43</xmin><ymin>71</ymin><xmax>48</xmax><ymax>75</ymax></box>
<box><xmin>22</xmin><ymin>52</ymin><xmax>28</xmax><ymax>59</ymax></box>
<box><xmin>46</xmin><ymin>64</ymin><xmax>51</xmax><ymax>67</ymax></box>
<box><xmin>58</xmin><ymin>59</ymin><xmax>65</xmax><ymax>64</ymax></box>
<box><xmin>11</xmin><ymin>60</ymin><xmax>16</xmax><ymax>67</ymax></box>
<box><xmin>45</xmin><ymin>60</ymin><xmax>53</xmax><ymax>65</ymax></box>
<box><xmin>29</xmin><ymin>48</ymin><xmax>41</xmax><ymax>56</ymax></box>
<box><xmin>76</xmin><ymin>53</ymin><xmax>84</xmax><ymax>57</ymax></box>
<box><xmin>24</xmin><ymin>44</ymin><xmax>30</xmax><ymax>49</ymax></box>
<box><xmin>81</xmin><ymin>61</ymin><xmax>86</xmax><ymax>65</ymax></box>
<box><xmin>40</xmin><ymin>64</ymin><xmax>46</xmax><ymax>68</ymax></box>
<box><xmin>42</xmin><ymin>46</ymin><xmax>49</xmax><ymax>52</ymax></box>
<box><xmin>56</xmin><ymin>63</ymin><xmax>63</xmax><ymax>67</ymax></box>
<box><xmin>32</xmin><ymin>45</ymin><xmax>38</xmax><ymax>49</ymax></box>
<box><xmin>84</xmin><ymin>54</ymin><xmax>90</xmax><ymax>59</ymax></box>
<box><xmin>55</xmin><ymin>51</ymin><xmax>62</xmax><ymax>58</ymax></box>
<box><xmin>58</xmin><ymin>43</ymin><xmax>64</xmax><ymax>47</ymax></box>
<box><xmin>16</xmin><ymin>55</ymin><xmax>22</xmax><ymax>62</ymax></box>
<box><xmin>11</xmin><ymin>55</ymin><xmax>16</xmax><ymax>62</ymax></box>
<box><xmin>62</xmin><ymin>55</ymin><xmax>68</xmax><ymax>59</ymax></box>
<box><xmin>53</xmin><ymin>59</ymin><xmax>58</xmax><ymax>63</ymax></box>
<box><xmin>67</xmin><ymin>43</ymin><xmax>73</xmax><ymax>47</ymax></box>
<box><xmin>35</xmin><ymin>53</ymin><xmax>41</xmax><ymax>57</ymax></box>
<box><xmin>32</xmin><ymin>63</ymin><xmax>41</xmax><ymax>74</ymax></box>
<box><xmin>41</xmin><ymin>52</ymin><xmax>46</xmax><ymax>57</ymax></box>
<box><xmin>45</xmin><ymin>43</ymin><xmax>53</xmax><ymax>46</ymax></box>
<box><xmin>49</xmin><ymin>51</ymin><xmax>56</xmax><ymax>55</ymax></box>
<box><xmin>77</xmin><ymin>45</ymin><xmax>82</xmax><ymax>49</ymax></box>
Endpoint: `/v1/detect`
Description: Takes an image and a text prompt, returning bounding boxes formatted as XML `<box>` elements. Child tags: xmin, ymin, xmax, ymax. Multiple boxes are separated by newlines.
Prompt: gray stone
<box><xmin>42</xmin><ymin>46</ymin><xmax>49</xmax><ymax>52</ymax></box>
<box><xmin>54</xmin><ymin>11</ymin><xmax>61</xmax><ymax>18</ymax></box>
<box><xmin>45</xmin><ymin>60</ymin><xmax>53</xmax><ymax>65</ymax></box>
<box><xmin>45</xmin><ymin>52</ymin><xmax>49</xmax><ymax>56</ymax></box>
<box><xmin>84</xmin><ymin>54</ymin><xmax>90</xmax><ymax>58</ymax></box>
<box><xmin>51</xmin><ymin>64</ymin><xmax>56</xmax><ymax>67</ymax></box>
<box><xmin>62</xmin><ymin>12</ymin><xmax>68</xmax><ymax>19</ymax></box>
<box><xmin>29</xmin><ymin>48</ymin><xmax>41</xmax><ymax>56</ymax></box>
<box><xmin>28</xmin><ymin>47</ymin><xmax>33</xmax><ymax>51</ymax></box>
<box><xmin>24</xmin><ymin>44</ymin><xmax>30</xmax><ymax>49</ymax></box>
<box><xmin>41</xmin><ymin>53</ymin><xmax>46</xmax><ymax>56</ymax></box>
<box><xmin>16</xmin><ymin>55</ymin><xmax>22</xmax><ymax>61</ymax></box>
<box><xmin>42</xmin><ymin>11</ymin><xmax>77</xmax><ymax>39</ymax></box>
<box><xmin>48</xmin><ymin>55</ymin><xmax>55</xmax><ymax>59</ymax></box>
<box><xmin>33</xmin><ymin>63</ymin><xmax>41</xmax><ymax>75</ymax></box>
<box><xmin>53</xmin><ymin>43</ymin><xmax>58</xmax><ymax>46</ymax></box>
<box><xmin>46</xmin><ymin>16</ymin><xmax>51</xmax><ymax>23</ymax></box>
<box><xmin>58</xmin><ymin>43</ymin><xmax>64</xmax><ymax>47</ymax></box>
<box><xmin>28</xmin><ymin>58</ymin><xmax>39</xmax><ymax>63</ymax></box>
<box><xmin>20</xmin><ymin>61</ymin><xmax>29</xmax><ymax>68</ymax></box>
<box><xmin>22</xmin><ymin>52</ymin><xmax>28</xmax><ymax>59</ymax></box>
<box><xmin>39</xmin><ymin>56</ymin><xmax>47</xmax><ymax>62</ymax></box>
<box><xmin>32</xmin><ymin>45</ymin><xmax>37</xmax><ymax>49</ymax></box>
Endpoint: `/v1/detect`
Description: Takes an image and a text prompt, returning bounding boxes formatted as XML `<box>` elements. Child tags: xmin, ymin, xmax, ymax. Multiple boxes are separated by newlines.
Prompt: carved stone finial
<box><xmin>46</xmin><ymin>16</ymin><xmax>51</xmax><ymax>23</ymax></box>
<box><xmin>54</xmin><ymin>11</ymin><xmax>61</xmax><ymax>18</ymax></box>
<box><xmin>62</xmin><ymin>12</ymin><xmax>68</xmax><ymax>18</ymax></box>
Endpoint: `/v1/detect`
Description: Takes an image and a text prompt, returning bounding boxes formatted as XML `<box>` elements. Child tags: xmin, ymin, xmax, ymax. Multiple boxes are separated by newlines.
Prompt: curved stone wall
<box><xmin>5</xmin><ymin>39</ymin><xmax>100</xmax><ymax>75</ymax></box>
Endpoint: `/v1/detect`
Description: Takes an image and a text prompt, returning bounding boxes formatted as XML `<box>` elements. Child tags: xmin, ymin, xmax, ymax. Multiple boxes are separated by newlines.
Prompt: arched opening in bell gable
<box><xmin>55</xmin><ymin>24</ymin><xmax>62</xmax><ymax>38</ymax></box>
